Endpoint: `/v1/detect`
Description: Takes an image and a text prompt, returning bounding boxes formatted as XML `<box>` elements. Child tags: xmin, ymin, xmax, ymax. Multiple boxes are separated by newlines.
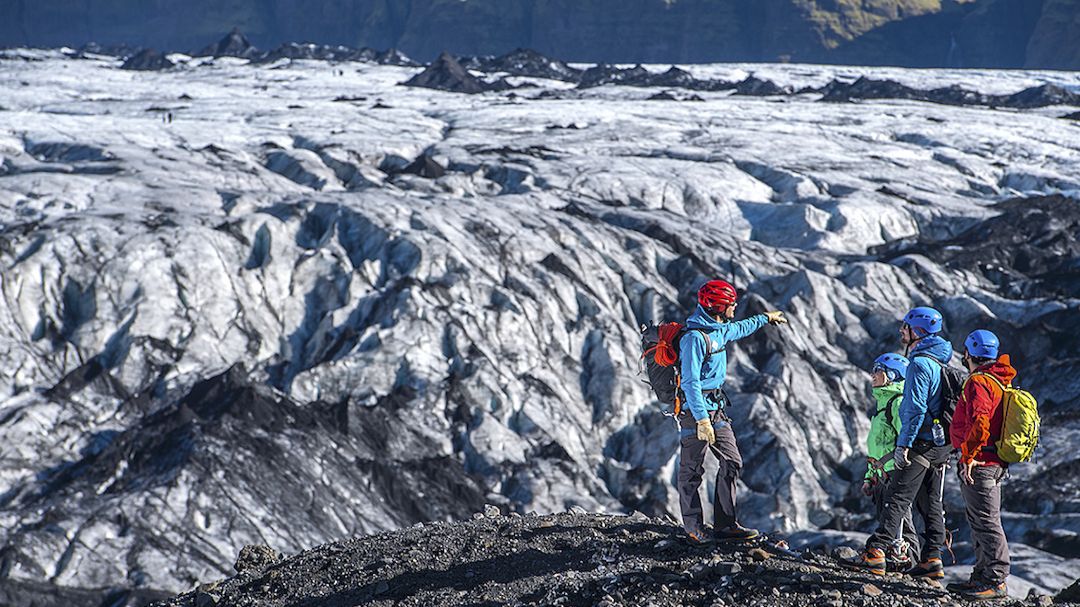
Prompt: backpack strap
<box><xmin>684</xmin><ymin>327</ymin><xmax>720</xmax><ymax>362</ymax></box>
<box><xmin>963</xmin><ymin>372</ymin><xmax>1007</xmax><ymax>455</ymax></box>
<box><xmin>880</xmin><ymin>393</ymin><xmax>901</xmax><ymax>428</ymax></box>
<box><xmin>911</xmin><ymin>353</ymin><xmax>951</xmax><ymax>427</ymax></box>
<box><xmin>913</xmin><ymin>353</ymin><xmax>946</xmax><ymax>367</ymax></box>
<box><xmin>970</xmin><ymin>371</ymin><xmax>1007</xmax><ymax>391</ymax></box>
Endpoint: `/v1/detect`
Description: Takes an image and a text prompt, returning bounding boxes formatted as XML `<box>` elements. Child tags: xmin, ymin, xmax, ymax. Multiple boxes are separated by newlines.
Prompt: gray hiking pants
<box><xmin>960</xmin><ymin>464</ymin><xmax>1010</xmax><ymax>584</ymax></box>
<box><xmin>678</xmin><ymin>408</ymin><xmax>742</xmax><ymax>533</ymax></box>
<box><xmin>867</xmin><ymin>444</ymin><xmax>951</xmax><ymax>562</ymax></box>
<box><xmin>871</xmin><ymin>474</ymin><xmax>920</xmax><ymax>561</ymax></box>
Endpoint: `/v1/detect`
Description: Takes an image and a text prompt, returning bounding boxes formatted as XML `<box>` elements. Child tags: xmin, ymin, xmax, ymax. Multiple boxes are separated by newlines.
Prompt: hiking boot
<box><xmin>685</xmin><ymin>528</ymin><xmax>714</xmax><ymax>545</ymax></box>
<box><xmin>714</xmin><ymin>524</ymin><xmax>759</xmax><ymax>541</ymax></box>
<box><xmin>908</xmin><ymin>557</ymin><xmax>945</xmax><ymax>579</ymax></box>
<box><xmin>885</xmin><ymin>543</ymin><xmax>912</xmax><ymax>572</ymax></box>
<box><xmin>945</xmin><ymin>577</ymin><xmax>982</xmax><ymax>594</ymax></box>
<box><xmin>959</xmin><ymin>580</ymin><xmax>1007</xmax><ymax>600</ymax></box>
<box><xmin>848</xmin><ymin>547</ymin><xmax>886</xmax><ymax>576</ymax></box>
<box><xmin>885</xmin><ymin>551</ymin><xmax>912</xmax><ymax>572</ymax></box>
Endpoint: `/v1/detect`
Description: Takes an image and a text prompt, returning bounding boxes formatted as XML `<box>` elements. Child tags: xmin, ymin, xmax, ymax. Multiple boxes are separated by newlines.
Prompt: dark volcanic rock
<box><xmin>254</xmin><ymin>44</ymin><xmax>416</xmax><ymax>66</ymax></box>
<box><xmin>818</xmin><ymin>76</ymin><xmax>1080</xmax><ymax>109</ymax></box>
<box><xmin>819</xmin><ymin>76</ymin><xmax>922</xmax><ymax>103</ymax></box>
<box><xmin>1063</xmin><ymin>111</ymin><xmax>1080</xmax><ymax>121</ymax></box>
<box><xmin>733</xmin><ymin>75</ymin><xmax>791</xmax><ymax>96</ymax></box>
<box><xmin>477</xmin><ymin>48</ymin><xmax>582</xmax><ymax>82</ymax></box>
<box><xmin>577</xmin><ymin>64</ymin><xmax>729</xmax><ymax>91</ymax></box>
<box><xmin>1060</xmin><ymin>577</ymin><xmax>1080</xmax><ymax>603</ymax></box>
<box><xmin>874</xmin><ymin>195</ymin><xmax>1080</xmax><ymax>300</ymax></box>
<box><xmin>256</xmin><ymin>42</ymin><xmax>377</xmax><ymax>63</ymax></box>
<box><xmin>647</xmin><ymin>91</ymin><xmax>703</xmax><ymax>102</ymax></box>
<box><xmin>151</xmin><ymin>512</ymin><xmax>963</xmax><ymax>607</ymax></box>
<box><xmin>404</xmin><ymin>51</ymin><xmax>494</xmax><ymax>94</ymax></box>
<box><xmin>646</xmin><ymin>66</ymin><xmax>698</xmax><ymax>88</ymax></box>
<box><xmin>399</xmin><ymin>154</ymin><xmax>447</xmax><ymax>179</ymax></box>
<box><xmin>234</xmin><ymin>544</ymin><xmax>283</xmax><ymax>574</ymax></box>
<box><xmin>198</xmin><ymin>28</ymin><xmax>259</xmax><ymax>59</ymax></box>
<box><xmin>578</xmin><ymin>63</ymin><xmax>651</xmax><ymax>88</ymax></box>
<box><xmin>374</xmin><ymin>48</ymin><xmax>417</xmax><ymax>66</ymax></box>
<box><xmin>994</xmin><ymin>83</ymin><xmax>1080</xmax><ymax>109</ymax></box>
<box><xmin>923</xmin><ymin>84</ymin><xmax>992</xmax><ymax>106</ymax></box>
<box><xmin>120</xmin><ymin>48</ymin><xmax>175</xmax><ymax>71</ymax></box>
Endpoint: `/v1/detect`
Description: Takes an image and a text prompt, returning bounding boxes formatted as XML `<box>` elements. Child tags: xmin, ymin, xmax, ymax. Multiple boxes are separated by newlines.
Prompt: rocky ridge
<box><xmin>153</xmin><ymin>512</ymin><xmax>1080</xmax><ymax>607</ymax></box>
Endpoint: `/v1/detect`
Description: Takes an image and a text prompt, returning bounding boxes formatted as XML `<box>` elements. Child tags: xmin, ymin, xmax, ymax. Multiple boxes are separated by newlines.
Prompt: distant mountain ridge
<box><xmin>1</xmin><ymin>0</ymin><xmax>1077</xmax><ymax>69</ymax></box>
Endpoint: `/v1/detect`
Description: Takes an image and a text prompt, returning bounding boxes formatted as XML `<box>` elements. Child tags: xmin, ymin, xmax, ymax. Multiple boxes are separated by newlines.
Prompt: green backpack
<box><xmin>972</xmin><ymin>372</ymin><xmax>1041</xmax><ymax>464</ymax></box>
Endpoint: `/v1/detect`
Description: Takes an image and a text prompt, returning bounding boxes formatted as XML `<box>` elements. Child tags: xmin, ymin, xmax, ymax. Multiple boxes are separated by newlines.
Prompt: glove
<box><xmin>893</xmin><ymin>447</ymin><xmax>910</xmax><ymax>470</ymax></box>
<box><xmin>696</xmin><ymin>419</ymin><xmax>716</xmax><ymax>444</ymax></box>
<box><xmin>861</xmin><ymin>481</ymin><xmax>874</xmax><ymax>497</ymax></box>
<box><xmin>765</xmin><ymin>311</ymin><xmax>788</xmax><ymax>326</ymax></box>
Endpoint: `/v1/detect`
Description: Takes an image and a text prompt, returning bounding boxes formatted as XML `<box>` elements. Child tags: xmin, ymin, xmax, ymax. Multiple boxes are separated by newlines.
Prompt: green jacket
<box><xmin>865</xmin><ymin>382</ymin><xmax>905</xmax><ymax>481</ymax></box>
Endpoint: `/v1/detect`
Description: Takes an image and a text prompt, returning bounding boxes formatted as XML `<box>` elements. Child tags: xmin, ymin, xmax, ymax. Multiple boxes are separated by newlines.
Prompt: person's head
<box><xmin>697</xmin><ymin>279</ymin><xmax>738</xmax><ymax>321</ymax></box>
<box><xmin>871</xmin><ymin>353</ymin><xmax>909</xmax><ymax>388</ymax></box>
<box><xmin>963</xmin><ymin>329</ymin><xmax>999</xmax><ymax>371</ymax></box>
<box><xmin>900</xmin><ymin>306</ymin><xmax>943</xmax><ymax>346</ymax></box>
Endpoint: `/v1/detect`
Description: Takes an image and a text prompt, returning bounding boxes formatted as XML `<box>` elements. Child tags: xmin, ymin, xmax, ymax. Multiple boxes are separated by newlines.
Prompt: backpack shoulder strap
<box><xmin>883</xmin><ymin>393</ymin><xmax>901</xmax><ymax>427</ymax></box>
<box><xmin>685</xmin><ymin>327</ymin><xmax>718</xmax><ymax>361</ymax></box>
<box><xmin>968</xmin><ymin>372</ymin><xmax>1010</xmax><ymax>405</ymax></box>
<box><xmin>970</xmin><ymin>371</ymin><xmax>1006</xmax><ymax>390</ymax></box>
<box><xmin>913</xmin><ymin>353</ymin><xmax>944</xmax><ymax>367</ymax></box>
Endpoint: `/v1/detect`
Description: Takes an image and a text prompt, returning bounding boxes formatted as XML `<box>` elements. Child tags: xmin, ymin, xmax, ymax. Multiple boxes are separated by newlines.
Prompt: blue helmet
<box><xmin>965</xmin><ymin>329</ymin><xmax>1000</xmax><ymax>359</ymax></box>
<box><xmin>903</xmin><ymin>306</ymin><xmax>943</xmax><ymax>336</ymax></box>
<box><xmin>873</xmin><ymin>353</ymin><xmax>910</xmax><ymax>383</ymax></box>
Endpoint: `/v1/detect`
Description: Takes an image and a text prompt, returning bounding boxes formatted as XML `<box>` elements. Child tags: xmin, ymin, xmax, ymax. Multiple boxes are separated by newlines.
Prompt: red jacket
<box><xmin>949</xmin><ymin>354</ymin><xmax>1016</xmax><ymax>466</ymax></box>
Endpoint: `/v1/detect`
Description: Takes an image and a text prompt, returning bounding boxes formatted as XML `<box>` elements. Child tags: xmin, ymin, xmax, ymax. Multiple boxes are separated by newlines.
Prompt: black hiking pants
<box><xmin>677</xmin><ymin>406</ymin><xmax>742</xmax><ymax>533</ymax></box>
<box><xmin>867</xmin><ymin>443</ymin><xmax>951</xmax><ymax>562</ymax></box>
<box><xmin>870</xmin><ymin>474</ymin><xmax>920</xmax><ymax>561</ymax></box>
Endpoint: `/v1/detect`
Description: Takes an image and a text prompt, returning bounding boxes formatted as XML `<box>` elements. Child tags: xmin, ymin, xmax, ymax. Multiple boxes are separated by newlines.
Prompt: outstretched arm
<box><xmin>716</xmin><ymin>314</ymin><xmax>769</xmax><ymax>343</ymax></box>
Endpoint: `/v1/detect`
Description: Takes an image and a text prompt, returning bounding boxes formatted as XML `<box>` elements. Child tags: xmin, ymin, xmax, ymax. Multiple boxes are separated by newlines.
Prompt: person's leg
<box><xmin>874</xmin><ymin>477</ymin><xmax>915</xmax><ymax>569</ymax></box>
<box><xmin>961</xmin><ymin>465</ymin><xmax>1010</xmax><ymax>593</ymax></box>
<box><xmin>857</xmin><ymin>458</ymin><xmax>929</xmax><ymax>574</ymax></box>
<box><xmin>711</xmin><ymin>416</ymin><xmax>742</xmax><ymax>531</ymax></box>
<box><xmin>677</xmin><ymin>414</ymin><xmax>709</xmax><ymax>535</ymax></box>
<box><xmin>867</xmin><ymin>459</ymin><xmax>929</xmax><ymax>551</ymax></box>
<box><xmin>920</xmin><ymin>460</ymin><xmax>948</xmax><ymax>561</ymax></box>
<box><xmin>902</xmin><ymin>504</ymin><xmax>921</xmax><ymax>563</ymax></box>
<box><xmin>907</xmin><ymin>450</ymin><xmax>948</xmax><ymax>578</ymax></box>
<box><xmin>959</xmin><ymin>469</ymin><xmax>986</xmax><ymax>581</ymax></box>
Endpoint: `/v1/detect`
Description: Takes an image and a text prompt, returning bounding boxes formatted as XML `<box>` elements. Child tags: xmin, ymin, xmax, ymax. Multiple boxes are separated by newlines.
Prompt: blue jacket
<box><xmin>896</xmin><ymin>335</ymin><xmax>954</xmax><ymax>448</ymax></box>
<box><xmin>679</xmin><ymin>304</ymin><xmax>768</xmax><ymax>421</ymax></box>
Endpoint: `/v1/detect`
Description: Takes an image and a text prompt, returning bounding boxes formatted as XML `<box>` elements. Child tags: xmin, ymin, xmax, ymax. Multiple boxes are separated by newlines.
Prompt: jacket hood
<box><xmin>870</xmin><ymin>381</ymin><xmax>904</xmax><ymax>417</ymax></box>
<box><xmin>872</xmin><ymin>381</ymin><xmax>905</xmax><ymax>404</ymax></box>
<box><xmin>686</xmin><ymin>303</ymin><xmax>726</xmax><ymax>330</ymax></box>
<box><xmin>975</xmin><ymin>354</ymin><xmax>1017</xmax><ymax>385</ymax></box>
<box><xmin>910</xmin><ymin>334</ymin><xmax>953</xmax><ymax>364</ymax></box>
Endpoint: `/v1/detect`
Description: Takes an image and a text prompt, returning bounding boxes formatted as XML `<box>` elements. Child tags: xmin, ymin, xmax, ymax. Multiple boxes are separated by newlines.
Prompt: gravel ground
<box><xmin>154</xmin><ymin>511</ymin><xmax>1078</xmax><ymax>607</ymax></box>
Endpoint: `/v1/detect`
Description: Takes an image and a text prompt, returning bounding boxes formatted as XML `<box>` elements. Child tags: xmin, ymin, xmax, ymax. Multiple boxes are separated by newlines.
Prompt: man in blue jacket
<box><xmin>678</xmin><ymin>279</ymin><xmax>787</xmax><ymax>542</ymax></box>
<box><xmin>853</xmin><ymin>307</ymin><xmax>954</xmax><ymax>578</ymax></box>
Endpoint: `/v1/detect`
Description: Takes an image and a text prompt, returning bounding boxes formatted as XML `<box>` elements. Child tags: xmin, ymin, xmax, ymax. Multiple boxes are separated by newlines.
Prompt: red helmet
<box><xmin>698</xmin><ymin>280</ymin><xmax>737</xmax><ymax>311</ymax></box>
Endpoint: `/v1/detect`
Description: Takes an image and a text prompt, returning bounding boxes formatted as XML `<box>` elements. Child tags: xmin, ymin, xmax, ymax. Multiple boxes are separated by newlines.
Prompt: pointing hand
<box><xmin>765</xmin><ymin>311</ymin><xmax>788</xmax><ymax>326</ymax></box>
